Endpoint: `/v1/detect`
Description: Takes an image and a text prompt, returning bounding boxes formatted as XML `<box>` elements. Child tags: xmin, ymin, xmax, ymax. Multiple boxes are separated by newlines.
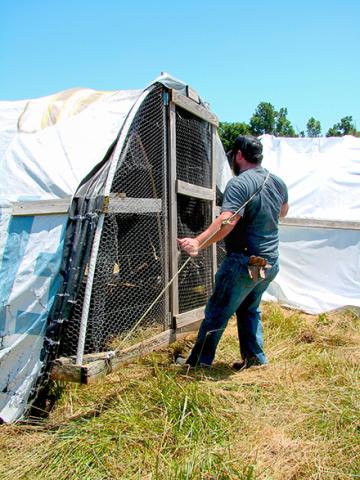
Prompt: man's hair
<box><xmin>232</xmin><ymin>135</ymin><xmax>263</xmax><ymax>174</ymax></box>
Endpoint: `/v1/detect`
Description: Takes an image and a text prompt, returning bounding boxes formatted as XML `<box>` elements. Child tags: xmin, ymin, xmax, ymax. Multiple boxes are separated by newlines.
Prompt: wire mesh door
<box><xmin>168</xmin><ymin>93</ymin><xmax>218</xmax><ymax>328</ymax></box>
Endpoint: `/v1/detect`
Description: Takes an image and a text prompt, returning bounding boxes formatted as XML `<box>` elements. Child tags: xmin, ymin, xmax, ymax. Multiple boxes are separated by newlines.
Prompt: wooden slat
<box><xmin>11</xmin><ymin>197</ymin><xmax>72</xmax><ymax>216</ymax></box>
<box><xmin>211</xmin><ymin>124</ymin><xmax>217</xmax><ymax>279</ymax></box>
<box><xmin>176</xmin><ymin>180</ymin><xmax>215</xmax><ymax>201</ymax></box>
<box><xmin>280</xmin><ymin>217</ymin><xmax>360</xmax><ymax>231</ymax></box>
<box><xmin>108</xmin><ymin>196</ymin><xmax>162</xmax><ymax>214</ymax></box>
<box><xmin>171</xmin><ymin>90</ymin><xmax>219</xmax><ymax>126</ymax></box>
<box><xmin>175</xmin><ymin>306</ymin><xmax>205</xmax><ymax>329</ymax></box>
<box><xmin>51</xmin><ymin>328</ymin><xmax>198</xmax><ymax>384</ymax></box>
<box><xmin>214</xmin><ymin>206</ymin><xmax>221</xmax><ymax>217</ymax></box>
<box><xmin>168</xmin><ymin>102</ymin><xmax>179</xmax><ymax>320</ymax></box>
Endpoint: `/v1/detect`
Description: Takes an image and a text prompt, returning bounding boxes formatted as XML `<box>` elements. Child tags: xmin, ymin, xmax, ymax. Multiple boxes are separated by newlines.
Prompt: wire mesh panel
<box><xmin>60</xmin><ymin>84</ymin><xmax>168</xmax><ymax>356</ymax></box>
<box><xmin>176</xmin><ymin>107</ymin><xmax>212</xmax><ymax>188</ymax></box>
<box><xmin>177</xmin><ymin>195</ymin><xmax>213</xmax><ymax>313</ymax></box>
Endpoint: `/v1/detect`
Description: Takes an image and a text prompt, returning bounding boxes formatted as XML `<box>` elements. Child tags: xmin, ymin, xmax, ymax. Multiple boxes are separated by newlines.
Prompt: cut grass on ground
<box><xmin>0</xmin><ymin>304</ymin><xmax>359</xmax><ymax>479</ymax></box>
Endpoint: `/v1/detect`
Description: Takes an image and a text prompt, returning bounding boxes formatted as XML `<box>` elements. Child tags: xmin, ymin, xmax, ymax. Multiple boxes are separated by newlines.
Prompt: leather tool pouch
<box><xmin>247</xmin><ymin>255</ymin><xmax>271</xmax><ymax>281</ymax></box>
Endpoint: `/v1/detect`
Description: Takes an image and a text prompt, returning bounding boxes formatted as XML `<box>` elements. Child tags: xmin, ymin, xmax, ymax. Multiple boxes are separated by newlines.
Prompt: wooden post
<box><xmin>168</xmin><ymin>102</ymin><xmax>179</xmax><ymax>325</ymax></box>
<box><xmin>211</xmin><ymin>124</ymin><xmax>217</xmax><ymax>281</ymax></box>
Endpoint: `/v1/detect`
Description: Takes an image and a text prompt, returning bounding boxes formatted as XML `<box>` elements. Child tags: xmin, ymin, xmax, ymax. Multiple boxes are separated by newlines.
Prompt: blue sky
<box><xmin>1</xmin><ymin>0</ymin><xmax>359</xmax><ymax>134</ymax></box>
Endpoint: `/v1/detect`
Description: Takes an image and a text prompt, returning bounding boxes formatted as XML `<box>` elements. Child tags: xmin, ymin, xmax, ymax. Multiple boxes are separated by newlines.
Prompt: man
<box><xmin>177</xmin><ymin>135</ymin><xmax>288</xmax><ymax>369</ymax></box>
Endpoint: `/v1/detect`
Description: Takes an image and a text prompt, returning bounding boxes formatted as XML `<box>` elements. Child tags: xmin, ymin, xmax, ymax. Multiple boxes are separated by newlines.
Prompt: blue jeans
<box><xmin>186</xmin><ymin>253</ymin><xmax>279</xmax><ymax>366</ymax></box>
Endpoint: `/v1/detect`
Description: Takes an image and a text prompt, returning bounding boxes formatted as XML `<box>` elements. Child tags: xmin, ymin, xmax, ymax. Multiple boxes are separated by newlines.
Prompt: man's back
<box><xmin>221</xmin><ymin>166</ymin><xmax>288</xmax><ymax>261</ymax></box>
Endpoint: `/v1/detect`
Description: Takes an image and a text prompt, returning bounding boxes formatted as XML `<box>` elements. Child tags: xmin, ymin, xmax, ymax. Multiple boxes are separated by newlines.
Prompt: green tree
<box><xmin>218</xmin><ymin>121</ymin><xmax>250</xmax><ymax>151</ymax></box>
<box><xmin>249</xmin><ymin>102</ymin><xmax>277</xmax><ymax>135</ymax></box>
<box><xmin>275</xmin><ymin>107</ymin><xmax>296</xmax><ymax>137</ymax></box>
<box><xmin>326</xmin><ymin>116</ymin><xmax>357</xmax><ymax>137</ymax></box>
<box><xmin>249</xmin><ymin>102</ymin><xmax>296</xmax><ymax>137</ymax></box>
<box><xmin>306</xmin><ymin>117</ymin><xmax>322</xmax><ymax>137</ymax></box>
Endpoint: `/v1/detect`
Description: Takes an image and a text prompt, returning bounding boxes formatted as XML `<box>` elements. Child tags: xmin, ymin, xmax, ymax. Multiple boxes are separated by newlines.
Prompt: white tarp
<box><xmin>0</xmin><ymin>86</ymin><xmax>142</xmax><ymax>422</ymax></box>
<box><xmin>0</xmin><ymin>74</ymin><xmax>230</xmax><ymax>422</ymax></box>
<box><xmin>260</xmin><ymin>135</ymin><xmax>360</xmax><ymax>313</ymax></box>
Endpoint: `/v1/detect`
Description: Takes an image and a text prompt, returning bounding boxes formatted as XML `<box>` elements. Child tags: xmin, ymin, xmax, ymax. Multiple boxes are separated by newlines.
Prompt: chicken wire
<box><xmin>59</xmin><ymin>86</ymin><xmax>218</xmax><ymax>358</ymax></box>
<box><xmin>176</xmin><ymin>107</ymin><xmax>212</xmax><ymax>188</ymax></box>
<box><xmin>177</xmin><ymin>195</ymin><xmax>214</xmax><ymax>314</ymax></box>
<box><xmin>59</xmin><ymin>84</ymin><xmax>168</xmax><ymax>356</ymax></box>
<box><xmin>174</xmin><ymin>106</ymin><xmax>214</xmax><ymax>314</ymax></box>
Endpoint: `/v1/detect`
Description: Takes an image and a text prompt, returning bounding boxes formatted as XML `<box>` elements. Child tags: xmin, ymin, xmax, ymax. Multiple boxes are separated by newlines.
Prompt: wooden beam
<box><xmin>176</xmin><ymin>179</ymin><xmax>215</xmax><ymax>201</ymax></box>
<box><xmin>171</xmin><ymin>90</ymin><xmax>219</xmax><ymax>126</ymax></box>
<box><xmin>175</xmin><ymin>306</ymin><xmax>205</xmax><ymax>330</ymax></box>
<box><xmin>107</xmin><ymin>196</ymin><xmax>162</xmax><ymax>214</ymax></box>
<box><xmin>211</xmin><ymin>124</ymin><xmax>217</xmax><ymax>280</ymax></box>
<box><xmin>168</xmin><ymin>102</ymin><xmax>179</xmax><ymax>321</ymax></box>
<box><xmin>280</xmin><ymin>217</ymin><xmax>360</xmax><ymax>231</ymax></box>
<box><xmin>11</xmin><ymin>197</ymin><xmax>72</xmax><ymax>216</ymax></box>
<box><xmin>50</xmin><ymin>327</ymin><xmax>199</xmax><ymax>384</ymax></box>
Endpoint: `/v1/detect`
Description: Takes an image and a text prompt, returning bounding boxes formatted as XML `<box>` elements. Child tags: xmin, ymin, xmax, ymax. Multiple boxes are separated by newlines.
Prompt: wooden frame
<box><xmin>51</xmin><ymin>326</ymin><xmax>198</xmax><ymax>384</ymax></box>
<box><xmin>168</xmin><ymin>102</ymin><xmax>179</xmax><ymax>322</ymax></box>
<box><xmin>176</xmin><ymin>180</ymin><xmax>215</xmax><ymax>201</ymax></box>
<box><xmin>171</xmin><ymin>90</ymin><xmax>219</xmax><ymax>126</ymax></box>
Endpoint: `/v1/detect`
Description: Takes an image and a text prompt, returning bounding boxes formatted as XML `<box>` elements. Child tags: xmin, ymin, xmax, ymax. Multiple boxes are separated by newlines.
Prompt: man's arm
<box><xmin>280</xmin><ymin>202</ymin><xmax>289</xmax><ymax>218</ymax></box>
<box><xmin>177</xmin><ymin>211</ymin><xmax>240</xmax><ymax>257</ymax></box>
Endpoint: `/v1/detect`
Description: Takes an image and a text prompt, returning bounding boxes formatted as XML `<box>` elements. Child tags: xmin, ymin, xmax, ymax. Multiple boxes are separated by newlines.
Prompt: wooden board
<box><xmin>51</xmin><ymin>327</ymin><xmax>199</xmax><ymax>385</ymax></box>
<box><xmin>11</xmin><ymin>197</ymin><xmax>72</xmax><ymax>216</ymax></box>
<box><xmin>107</xmin><ymin>196</ymin><xmax>162</xmax><ymax>214</ymax></box>
<box><xmin>176</xmin><ymin>179</ymin><xmax>215</xmax><ymax>201</ymax></box>
<box><xmin>280</xmin><ymin>217</ymin><xmax>360</xmax><ymax>230</ymax></box>
<box><xmin>175</xmin><ymin>306</ymin><xmax>205</xmax><ymax>329</ymax></box>
<box><xmin>168</xmin><ymin>102</ymin><xmax>179</xmax><ymax>320</ymax></box>
<box><xmin>171</xmin><ymin>90</ymin><xmax>219</xmax><ymax>126</ymax></box>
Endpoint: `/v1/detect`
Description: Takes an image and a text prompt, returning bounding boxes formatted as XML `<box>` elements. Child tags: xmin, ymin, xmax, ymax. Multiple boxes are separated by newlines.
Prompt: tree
<box><xmin>275</xmin><ymin>108</ymin><xmax>296</xmax><ymax>137</ymax></box>
<box><xmin>218</xmin><ymin>121</ymin><xmax>250</xmax><ymax>152</ymax></box>
<box><xmin>326</xmin><ymin>116</ymin><xmax>357</xmax><ymax>137</ymax></box>
<box><xmin>306</xmin><ymin>117</ymin><xmax>322</xmax><ymax>137</ymax></box>
<box><xmin>249</xmin><ymin>102</ymin><xmax>296</xmax><ymax>137</ymax></box>
<box><xmin>249</xmin><ymin>102</ymin><xmax>277</xmax><ymax>136</ymax></box>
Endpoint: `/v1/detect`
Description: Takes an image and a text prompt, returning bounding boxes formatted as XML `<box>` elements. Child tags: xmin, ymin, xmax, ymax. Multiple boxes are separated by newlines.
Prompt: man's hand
<box><xmin>177</xmin><ymin>237</ymin><xmax>200</xmax><ymax>257</ymax></box>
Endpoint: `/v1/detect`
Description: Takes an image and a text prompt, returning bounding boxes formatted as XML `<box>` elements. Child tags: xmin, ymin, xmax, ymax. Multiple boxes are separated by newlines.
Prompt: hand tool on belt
<box><xmin>247</xmin><ymin>255</ymin><xmax>271</xmax><ymax>281</ymax></box>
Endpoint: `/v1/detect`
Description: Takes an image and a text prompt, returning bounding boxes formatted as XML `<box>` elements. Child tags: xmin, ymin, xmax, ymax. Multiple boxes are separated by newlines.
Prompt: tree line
<box><xmin>219</xmin><ymin>101</ymin><xmax>359</xmax><ymax>151</ymax></box>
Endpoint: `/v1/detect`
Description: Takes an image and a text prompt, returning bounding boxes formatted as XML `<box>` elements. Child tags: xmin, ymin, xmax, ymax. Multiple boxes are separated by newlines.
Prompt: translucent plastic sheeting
<box><xmin>264</xmin><ymin>225</ymin><xmax>360</xmax><ymax>313</ymax></box>
<box><xmin>261</xmin><ymin>135</ymin><xmax>360</xmax><ymax>313</ymax></box>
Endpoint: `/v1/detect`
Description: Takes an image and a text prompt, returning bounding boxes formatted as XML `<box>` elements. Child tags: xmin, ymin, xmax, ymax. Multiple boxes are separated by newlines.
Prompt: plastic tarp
<box><xmin>0</xmin><ymin>74</ymin><xmax>231</xmax><ymax>422</ymax></box>
<box><xmin>260</xmin><ymin>135</ymin><xmax>360</xmax><ymax>313</ymax></box>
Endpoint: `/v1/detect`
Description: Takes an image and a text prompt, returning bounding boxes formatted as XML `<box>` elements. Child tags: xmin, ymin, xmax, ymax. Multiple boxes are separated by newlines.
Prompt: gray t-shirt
<box><xmin>221</xmin><ymin>166</ymin><xmax>288</xmax><ymax>261</ymax></box>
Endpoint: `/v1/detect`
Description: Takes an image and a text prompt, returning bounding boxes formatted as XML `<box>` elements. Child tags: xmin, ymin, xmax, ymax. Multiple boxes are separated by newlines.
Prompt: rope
<box><xmin>118</xmin><ymin>170</ymin><xmax>271</xmax><ymax>347</ymax></box>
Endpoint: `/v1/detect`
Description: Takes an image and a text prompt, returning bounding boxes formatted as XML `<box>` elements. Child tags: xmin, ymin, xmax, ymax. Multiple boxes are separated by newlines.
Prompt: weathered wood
<box><xmin>107</xmin><ymin>196</ymin><xmax>162</xmax><ymax>214</ymax></box>
<box><xmin>176</xmin><ymin>179</ymin><xmax>215</xmax><ymax>201</ymax></box>
<box><xmin>175</xmin><ymin>306</ymin><xmax>205</xmax><ymax>329</ymax></box>
<box><xmin>50</xmin><ymin>358</ymin><xmax>83</xmax><ymax>382</ymax></box>
<box><xmin>214</xmin><ymin>206</ymin><xmax>221</xmax><ymax>217</ymax></box>
<box><xmin>171</xmin><ymin>90</ymin><xmax>219</xmax><ymax>126</ymax></box>
<box><xmin>211</xmin><ymin>124</ymin><xmax>217</xmax><ymax>280</ymax></box>
<box><xmin>280</xmin><ymin>217</ymin><xmax>360</xmax><ymax>231</ymax></box>
<box><xmin>168</xmin><ymin>102</ymin><xmax>179</xmax><ymax>320</ymax></box>
<box><xmin>51</xmin><ymin>327</ymin><xmax>198</xmax><ymax>384</ymax></box>
<box><xmin>11</xmin><ymin>197</ymin><xmax>72</xmax><ymax>216</ymax></box>
<box><xmin>186</xmin><ymin>85</ymin><xmax>200</xmax><ymax>103</ymax></box>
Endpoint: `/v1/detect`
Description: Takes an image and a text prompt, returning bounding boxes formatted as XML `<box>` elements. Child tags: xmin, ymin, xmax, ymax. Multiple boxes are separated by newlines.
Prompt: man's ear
<box><xmin>232</xmin><ymin>151</ymin><xmax>240</xmax><ymax>175</ymax></box>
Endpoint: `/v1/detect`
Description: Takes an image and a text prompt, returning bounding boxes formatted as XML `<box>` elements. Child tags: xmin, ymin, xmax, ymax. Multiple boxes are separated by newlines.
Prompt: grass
<box><xmin>0</xmin><ymin>304</ymin><xmax>359</xmax><ymax>479</ymax></box>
